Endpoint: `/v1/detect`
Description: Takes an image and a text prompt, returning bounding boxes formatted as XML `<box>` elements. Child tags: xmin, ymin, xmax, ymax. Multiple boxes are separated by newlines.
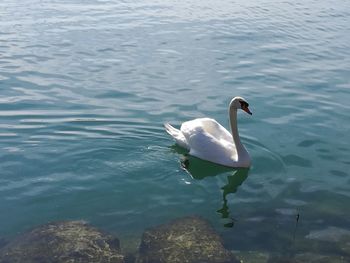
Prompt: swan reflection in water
<box><xmin>171</xmin><ymin>146</ymin><xmax>249</xmax><ymax>227</ymax></box>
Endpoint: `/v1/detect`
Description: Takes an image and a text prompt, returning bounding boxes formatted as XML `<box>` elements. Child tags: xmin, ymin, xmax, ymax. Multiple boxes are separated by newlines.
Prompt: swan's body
<box><xmin>164</xmin><ymin>97</ymin><xmax>252</xmax><ymax>168</ymax></box>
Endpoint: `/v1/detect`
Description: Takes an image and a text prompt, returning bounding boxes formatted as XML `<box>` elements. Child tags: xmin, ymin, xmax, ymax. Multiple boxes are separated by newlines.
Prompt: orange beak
<box><xmin>242</xmin><ymin>106</ymin><xmax>252</xmax><ymax>115</ymax></box>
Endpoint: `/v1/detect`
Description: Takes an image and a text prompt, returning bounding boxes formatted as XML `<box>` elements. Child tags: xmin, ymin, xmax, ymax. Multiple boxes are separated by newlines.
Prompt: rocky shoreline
<box><xmin>0</xmin><ymin>216</ymin><xmax>349</xmax><ymax>263</ymax></box>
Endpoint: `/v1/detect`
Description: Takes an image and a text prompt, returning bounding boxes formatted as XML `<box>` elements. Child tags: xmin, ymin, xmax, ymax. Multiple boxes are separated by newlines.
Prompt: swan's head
<box><xmin>230</xmin><ymin>97</ymin><xmax>252</xmax><ymax>115</ymax></box>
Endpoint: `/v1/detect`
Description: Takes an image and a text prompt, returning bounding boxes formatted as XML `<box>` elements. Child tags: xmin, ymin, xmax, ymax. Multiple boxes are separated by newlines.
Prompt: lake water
<box><xmin>1</xmin><ymin>0</ymin><xmax>350</xmax><ymax>259</ymax></box>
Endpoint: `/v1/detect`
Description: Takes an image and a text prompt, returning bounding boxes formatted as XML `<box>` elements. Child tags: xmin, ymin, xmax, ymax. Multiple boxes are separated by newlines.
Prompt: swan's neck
<box><xmin>229</xmin><ymin>108</ymin><xmax>247</xmax><ymax>157</ymax></box>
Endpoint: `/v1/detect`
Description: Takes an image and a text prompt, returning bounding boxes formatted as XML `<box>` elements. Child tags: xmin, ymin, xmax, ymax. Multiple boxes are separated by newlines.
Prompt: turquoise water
<box><xmin>1</xmin><ymin>0</ymin><xmax>350</xmax><ymax>257</ymax></box>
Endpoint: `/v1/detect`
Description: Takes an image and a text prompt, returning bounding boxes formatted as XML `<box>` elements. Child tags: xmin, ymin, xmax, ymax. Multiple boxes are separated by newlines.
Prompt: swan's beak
<box><xmin>242</xmin><ymin>106</ymin><xmax>252</xmax><ymax>115</ymax></box>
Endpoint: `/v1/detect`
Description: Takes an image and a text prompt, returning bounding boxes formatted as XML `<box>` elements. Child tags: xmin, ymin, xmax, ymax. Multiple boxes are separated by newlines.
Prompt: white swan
<box><xmin>164</xmin><ymin>96</ymin><xmax>252</xmax><ymax>168</ymax></box>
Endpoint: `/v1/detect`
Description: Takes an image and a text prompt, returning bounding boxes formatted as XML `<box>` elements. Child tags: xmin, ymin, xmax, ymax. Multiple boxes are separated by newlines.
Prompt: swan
<box><xmin>164</xmin><ymin>97</ymin><xmax>252</xmax><ymax>168</ymax></box>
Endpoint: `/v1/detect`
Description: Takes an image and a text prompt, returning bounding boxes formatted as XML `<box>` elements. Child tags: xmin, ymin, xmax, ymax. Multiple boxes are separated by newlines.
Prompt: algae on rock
<box><xmin>0</xmin><ymin>221</ymin><xmax>125</xmax><ymax>263</ymax></box>
<box><xmin>137</xmin><ymin>216</ymin><xmax>239</xmax><ymax>263</ymax></box>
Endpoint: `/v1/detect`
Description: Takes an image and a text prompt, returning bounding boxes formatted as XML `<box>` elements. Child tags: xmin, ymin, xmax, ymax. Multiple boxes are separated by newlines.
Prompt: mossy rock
<box><xmin>137</xmin><ymin>216</ymin><xmax>238</xmax><ymax>263</ymax></box>
<box><xmin>0</xmin><ymin>221</ymin><xmax>125</xmax><ymax>263</ymax></box>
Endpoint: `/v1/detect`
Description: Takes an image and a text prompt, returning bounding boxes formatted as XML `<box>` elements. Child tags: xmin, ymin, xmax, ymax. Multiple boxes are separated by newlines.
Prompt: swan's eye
<box><xmin>239</xmin><ymin>101</ymin><xmax>249</xmax><ymax>108</ymax></box>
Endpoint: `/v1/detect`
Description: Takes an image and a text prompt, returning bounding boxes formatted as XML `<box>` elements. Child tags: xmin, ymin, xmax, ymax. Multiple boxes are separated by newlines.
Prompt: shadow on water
<box><xmin>170</xmin><ymin>145</ymin><xmax>249</xmax><ymax>228</ymax></box>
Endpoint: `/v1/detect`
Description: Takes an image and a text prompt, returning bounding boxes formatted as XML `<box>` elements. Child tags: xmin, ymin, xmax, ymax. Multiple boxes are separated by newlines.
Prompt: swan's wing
<box><xmin>187</xmin><ymin>128</ymin><xmax>236</xmax><ymax>164</ymax></box>
<box><xmin>199</xmin><ymin>118</ymin><xmax>233</xmax><ymax>143</ymax></box>
<box><xmin>181</xmin><ymin>119</ymin><xmax>237</xmax><ymax>165</ymax></box>
<box><xmin>182</xmin><ymin>118</ymin><xmax>233</xmax><ymax>143</ymax></box>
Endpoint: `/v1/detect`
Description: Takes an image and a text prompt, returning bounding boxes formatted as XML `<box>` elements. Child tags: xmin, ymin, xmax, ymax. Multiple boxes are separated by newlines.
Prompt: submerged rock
<box><xmin>267</xmin><ymin>256</ymin><xmax>302</xmax><ymax>263</ymax></box>
<box><xmin>305</xmin><ymin>226</ymin><xmax>350</xmax><ymax>242</ymax></box>
<box><xmin>137</xmin><ymin>216</ymin><xmax>238</xmax><ymax>263</ymax></box>
<box><xmin>0</xmin><ymin>221</ymin><xmax>125</xmax><ymax>263</ymax></box>
<box><xmin>294</xmin><ymin>252</ymin><xmax>349</xmax><ymax>263</ymax></box>
<box><xmin>0</xmin><ymin>238</ymin><xmax>7</xmax><ymax>249</ymax></box>
<box><xmin>234</xmin><ymin>250</ymin><xmax>269</xmax><ymax>263</ymax></box>
<box><xmin>339</xmin><ymin>239</ymin><xmax>350</xmax><ymax>255</ymax></box>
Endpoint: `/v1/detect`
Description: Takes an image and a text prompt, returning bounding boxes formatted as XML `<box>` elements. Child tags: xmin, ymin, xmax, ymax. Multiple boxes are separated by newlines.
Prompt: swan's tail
<box><xmin>164</xmin><ymin>123</ymin><xmax>189</xmax><ymax>150</ymax></box>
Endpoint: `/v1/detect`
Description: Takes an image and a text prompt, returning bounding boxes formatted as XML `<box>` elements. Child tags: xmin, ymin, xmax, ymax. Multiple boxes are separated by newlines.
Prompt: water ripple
<box><xmin>0</xmin><ymin>0</ymin><xmax>349</xmax><ymax>258</ymax></box>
